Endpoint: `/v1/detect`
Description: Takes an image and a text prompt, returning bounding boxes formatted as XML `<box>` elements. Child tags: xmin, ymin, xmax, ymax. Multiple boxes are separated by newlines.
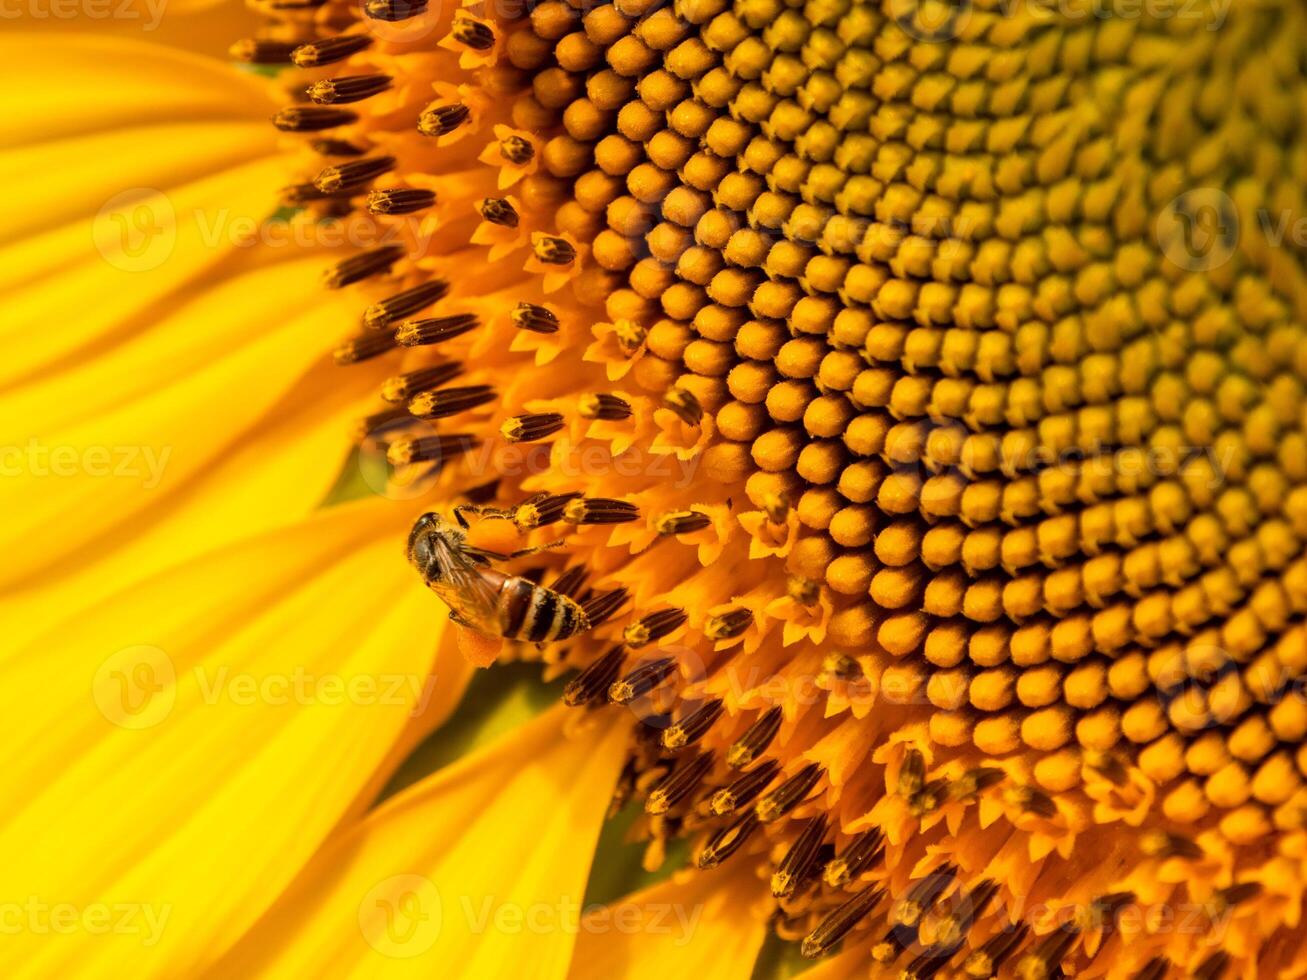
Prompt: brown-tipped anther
<box><xmin>407</xmin><ymin>385</ymin><xmax>496</xmax><ymax>419</ymax></box>
<box><xmin>310</xmin><ymin>139</ymin><xmax>366</xmax><ymax>157</ymax></box>
<box><xmin>892</xmin><ymin>867</ymin><xmax>956</xmax><ymax>930</ymax></box>
<box><xmin>655</xmin><ymin>510</ymin><xmax>711</xmax><ymax>536</ymax></box>
<box><xmin>726</xmin><ymin>706</ymin><xmax>782</xmax><ymax>768</ymax></box>
<box><xmin>772</xmin><ymin>815</ymin><xmax>827</xmax><ymax>898</ymax></box>
<box><xmin>963</xmin><ymin>925</ymin><xmax>1030</xmax><ymax>978</ymax></box>
<box><xmin>697</xmin><ymin>812</ymin><xmax>759</xmax><ymax>869</ymax></box>
<box><xmin>511</xmin><ymin>302</ymin><xmax>560</xmax><ymax>334</ymax></box>
<box><xmin>909</xmin><ymin>780</ymin><xmax>945</xmax><ymax>817</ymax></box>
<box><xmin>1083</xmin><ymin>749</ymin><xmax>1128</xmax><ymax>786</ymax></box>
<box><xmin>580</xmin><ymin>588</ymin><xmax>628</xmax><ymax>628</ymax></box>
<box><xmin>363</xmin><ymin>279</ymin><xmax>450</xmax><ymax>330</ymax></box>
<box><xmin>500</xmin><ymin>135</ymin><xmax>534</xmax><ymax>164</ymax></box>
<box><xmin>787</xmin><ymin>576</ymin><xmax>820</xmax><ymax>606</ymax></box>
<box><xmin>662</xmin><ymin>699</ymin><xmax>723</xmax><ymax>750</ymax></box>
<box><xmin>1012</xmin><ymin>928</ymin><xmax>1078</xmax><ymax>980</ymax></box>
<box><xmin>367</xmin><ymin>187</ymin><xmax>436</xmax><ymax>215</ymax></box>
<box><xmin>314</xmin><ymin>155</ymin><xmax>396</xmax><ymax>194</ymax></box>
<box><xmin>709</xmin><ymin>758</ymin><xmax>780</xmax><ymax>816</ymax></box>
<box><xmin>549</xmin><ymin>566</ymin><xmax>588</xmax><ymax>599</ymax></box>
<box><xmin>902</xmin><ymin>944</ymin><xmax>961</xmax><ymax>980</ymax></box>
<box><xmin>623</xmin><ymin>608</ymin><xmax>686</xmax><ymax>648</ymax></box>
<box><xmin>801</xmin><ymin>885</ymin><xmax>885</xmax><ymax>959</ymax></box>
<box><xmin>756</xmin><ymin>763</ymin><xmax>822</xmax><ymax>823</ymax></box>
<box><xmin>663</xmin><ymin>387</ymin><xmax>703</xmax><ymax>426</ymax></box>
<box><xmin>933</xmin><ymin>878</ymin><xmax>1000</xmax><ymax>948</ymax></box>
<box><xmin>1140</xmin><ymin>831</ymin><xmax>1203</xmax><ymax>860</ymax></box>
<box><xmin>646</xmin><ymin>751</ymin><xmax>713</xmax><ymax>815</ymax></box>
<box><xmin>704</xmin><ymin>607</ymin><xmax>751</xmax><ymax>641</ymax></box>
<box><xmin>501</xmin><ymin>412</ymin><xmax>564</xmax><ymax>443</ymax></box>
<box><xmin>563</xmin><ymin>645</ymin><xmax>626</xmax><ymax>707</ymax></box>
<box><xmin>323</xmin><ymin>245</ymin><xmax>405</xmax><ymax>288</ymax></box>
<box><xmin>533</xmin><ymin>236</ymin><xmax>576</xmax><ymax>265</ymax></box>
<box><xmin>272</xmin><ymin>106</ymin><xmax>358</xmax><ymax>132</ymax></box>
<box><xmin>281</xmin><ymin>182</ymin><xmax>342</xmax><ymax>205</ymax></box>
<box><xmin>614</xmin><ymin>320</ymin><xmax>646</xmax><ymax>354</ymax></box>
<box><xmin>452</xmin><ymin>15</ymin><xmax>495</xmax><ymax>49</ymax></box>
<box><xmin>478</xmin><ymin>197</ymin><xmax>519</xmax><ymax>228</ymax></box>
<box><xmin>308</xmin><ymin>74</ymin><xmax>392</xmax><ymax>106</ymax></box>
<box><xmin>946</xmin><ymin>767</ymin><xmax>1006</xmax><ymax>802</ymax></box>
<box><xmin>898</xmin><ymin>749</ymin><xmax>926</xmax><ymax>796</ymax></box>
<box><xmin>1193</xmin><ymin>953</ymin><xmax>1230</xmax><ymax>980</ymax></box>
<box><xmin>291</xmin><ymin>34</ymin><xmax>372</xmax><ymax>67</ymax></box>
<box><xmin>823</xmin><ymin>828</ymin><xmax>885</xmax><ymax>887</ymax></box>
<box><xmin>564</xmin><ymin>498</ymin><xmax>639</xmax><ymax>525</ymax></box>
<box><xmin>762</xmin><ymin>491</ymin><xmax>789</xmax><ymax>524</ymax></box>
<box><xmin>230</xmin><ymin>39</ymin><xmax>296</xmax><ymax>64</ymax></box>
<box><xmin>513</xmin><ymin>492</ymin><xmax>580</xmax><ymax>528</ymax></box>
<box><xmin>381</xmin><ymin>363</ymin><xmax>463</xmax><ymax>403</ymax></box>
<box><xmin>578</xmin><ymin>393</ymin><xmax>632</xmax><ymax>420</ymax></box>
<box><xmin>1212</xmin><ymin>882</ymin><xmax>1262</xmax><ymax>912</ymax></box>
<box><xmin>385</xmin><ymin>433</ymin><xmax>478</xmax><ymax>467</ymax></box>
<box><xmin>395</xmin><ymin>314</ymin><xmax>479</xmax><ymax>346</ymax></box>
<box><xmin>1131</xmin><ymin>958</ymin><xmax>1170</xmax><ymax>980</ymax></box>
<box><xmin>353</xmin><ymin>408</ymin><xmax>412</xmax><ymax>441</ymax></box>
<box><xmin>418</xmin><ymin>103</ymin><xmax>470</xmax><ymax>137</ymax></box>
<box><xmin>609</xmin><ymin>657</ymin><xmax>677</xmax><ymax>704</ymax></box>
<box><xmin>363</xmin><ymin>0</ymin><xmax>427</xmax><ymax>20</ymax></box>
<box><xmin>333</xmin><ymin>332</ymin><xmax>395</xmax><ymax>366</ymax></box>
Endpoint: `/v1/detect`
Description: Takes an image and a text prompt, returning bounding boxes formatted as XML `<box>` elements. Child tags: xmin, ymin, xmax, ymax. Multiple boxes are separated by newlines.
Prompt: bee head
<box><xmin>406</xmin><ymin>512</ymin><xmax>447</xmax><ymax>581</ymax></box>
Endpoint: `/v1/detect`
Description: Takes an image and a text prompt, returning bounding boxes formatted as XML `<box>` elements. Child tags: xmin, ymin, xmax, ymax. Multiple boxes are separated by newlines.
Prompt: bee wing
<box><xmin>429</xmin><ymin>535</ymin><xmax>502</xmax><ymax>633</ymax></box>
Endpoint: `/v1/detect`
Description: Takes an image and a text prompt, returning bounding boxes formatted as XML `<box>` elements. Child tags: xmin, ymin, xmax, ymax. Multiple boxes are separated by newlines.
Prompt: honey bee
<box><xmin>406</xmin><ymin>510</ymin><xmax>592</xmax><ymax>643</ymax></box>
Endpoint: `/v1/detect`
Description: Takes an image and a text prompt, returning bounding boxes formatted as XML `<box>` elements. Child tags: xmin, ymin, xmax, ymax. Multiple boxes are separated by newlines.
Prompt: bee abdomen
<box><xmin>501</xmin><ymin>578</ymin><xmax>589</xmax><ymax>642</ymax></box>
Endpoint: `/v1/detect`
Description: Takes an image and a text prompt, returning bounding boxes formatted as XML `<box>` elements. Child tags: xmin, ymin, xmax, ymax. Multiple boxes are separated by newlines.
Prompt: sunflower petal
<box><xmin>0</xmin><ymin>499</ymin><xmax>447</xmax><ymax>977</ymax></box>
<box><xmin>210</xmin><ymin>706</ymin><xmax>629</xmax><ymax>978</ymax></box>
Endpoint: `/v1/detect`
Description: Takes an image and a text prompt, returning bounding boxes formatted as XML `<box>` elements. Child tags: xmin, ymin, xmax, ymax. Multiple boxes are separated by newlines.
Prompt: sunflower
<box><xmin>7</xmin><ymin>0</ymin><xmax>1307</xmax><ymax>976</ymax></box>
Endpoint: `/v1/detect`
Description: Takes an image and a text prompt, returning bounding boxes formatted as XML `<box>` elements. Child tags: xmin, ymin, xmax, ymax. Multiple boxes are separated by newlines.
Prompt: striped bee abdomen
<box><xmin>499</xmin><ymin>577</ymin><xmax>588</xmax><ymax>642</ymax></box>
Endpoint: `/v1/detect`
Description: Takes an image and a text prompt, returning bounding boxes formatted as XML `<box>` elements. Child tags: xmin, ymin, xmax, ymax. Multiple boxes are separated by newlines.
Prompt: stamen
<box><xmin>513</xmin><ymin>492</ymin><xmax>580</xmax><ymax>528</ymax></box>
<box><xmin>772</xmin><ymin>815</ymin><xmax>826</xmax><ymax>898</ymax></box>
<box><xmin>563</xmin><ymin>498</ymin><xmax>640</xmax><ymax>525</ymax></box>
<box><xmin>511</xmin><ymin>303</ymin><xmax>560</xmax><ymax>334</ymax></box>
<box><xmin>533</xmin><ymin>236</ymin><xmax>576</xmax><ymax>264</ymax></box>
<box><xmin>363</xmin><ymin>279</ymin><xmax>450</xmax><ymax>330</ymax></box>
<box><xmin>646</xmin><ymin>751</ymin><xmax>713</xmax><ymax>815</ymax></box>
<box><xmin>697</xmin><ymin>812</ymin><xmax>760</xmax><ymax>869</ymax></box>
<box><xmin>756</xmin><ymin>763</ymin><xmax>823</xmax><ymax>823</ymax></box>
<box><xmin>933</xmin><ymin>879</ymin><xmax>1000</xmax><ymax>946</ymax></box>
<box><xmin>704</xmin><ymin>607</ymin><xmax>752</xmax><ymax>641</ymax></box>
<box><xmin>800</xmin><ymin>885</ymin><xmax>885</xmax><ymax>958</ymax></box>
<box><xmin>229</xmin><ymin>39</ymin><xmax>297</xmax><ymax>64</ymax></box>
<box><xmin>902</xmin><ymin>945</ymin><xmax>961</xmax><ymax>980</ymax></box>
<box><xmin>1193</xmin><ymin>953</ymin><xmax>1230</xmax><ymax>980</ymax></box>
<box><xmin>1003</xmin><ymin>785</ymin><xmax>1057</xmax><ymax>819</ymax></box>
<box><xmin>381</xmin><ymin>363</ymin><xmax>464</xmax><ymax>403</ymax></box>
<box><xmin>563</xmin><ymin>645</ymin><xmax>626</xmax><ymax>707</ymax></box>
<box><xmin>580</xmin><ymin>588</ymin><xmax>629</xmax><ymax>627</ymax></box>
<box><xmin>1012</xmin><ymin>928</ymin><xmax>1078</xmax><ymax>980</ymax></box>
<box><xmin>726</xmin><ymin>706</ymin><xmax>782</xmax><ymax>768</ymax></box>
<box><xmin>1139</xmin><ymin>831</ymin><xmax>1203</xmax><ymax>860</ymax></box>
<box><xmin>578</xmin><ymin>393</ymin><xmax>632</xmax><ymax>420</ymax></box>
<box><xmin>314</xmin><ymin>155</ymin><xmax>396</xmax><ymax>194</ymax></box>
<box><xmin>898</xmin><ymin>749</ymin><xmax>926</xmax><ymax>795</ymax></box>
<box><xmin>322</xmin><ymin>245</ymin><xmax>405</xmax><ymax>288</ymax></box>
<box><xmin>608</xmin><ymin>657</ymin><xmax>677</xmax><ymax>704</ymax></box>
<box><xmin>709</xmin><ymin>759</ymin><xmax>780</xmax><ymax>816</ymax></box>
<box><xmin>363</xmin><ymin>0</ymin><xmax>427</xmax><ymax>21</ymax></box>
<box><xmin>500</xmin><ymin>135</ymin><xmax>534</xmax><ymax>164</ymax></box>
<box><xmin>661</xmin><ymin>699</ymin><xmax>723</xmax><ymax>749</ymax></box>
<box><xmin>418</xmin><ymin>103</ymin><xmax>470</xmax><ymax>138</ymax></box>
<box><xmin>663</xmin><ymin>387</ymin><xmax>703</xmax><ymax>426</ymax></box>
<box><xmin>353</xmin><ymin>408</ymin><xmax>412</xmax><ymax>441</ymax></box>
<box><xmin>385</xmin><ymin>433</ymin><xmax>478</xmax><ymax>466</ymax></box>
<box><xmin>654</xmin><ymin>510</ymin><xmax>711</xmax><ymax>536</ymax></box>
<box><xmin>613</xmin><ymin>321</ymin><xmax>646</xmax><ymax>354</ymax></box>
<box><xmin>822</xmin><ymin>828</ymin><xmax>885</xmax><ymax>887</ymax></box>
<box><xmin>310</xmin><ymin>139</ymin><xmax>366</xmax><ymax>157</ymax></box>
<box><xmin>308</xmin><ymin>74</ymin><xmax>392</xmax><ymax>106</ymax></box>
<box><xmin>477</xmin><ymin>197</ymin><xmax>520</xmax><ymax>228</ymax></box>
<box><xmin>623</xmin><ymin>608</ymin><xmax>687</xmax><ymax>648</ymax></box>
<box><xmin>962</xmin><ymin>925</ymin><xmax>1030</xmax><ymax>978</ymax></box>
<box><xmin>333</xmin><ymin>332</ymin><xmax>395</xmax><ymax>365</ymax></box>
<box><xmin>281</xmin><ymin>183</ymin><xmax>346</xmax><ymax>205</ymax></box>
<box><xmin>876</xmin><ymin>868</ymin><xmax>958</xmax><ymax>961</ymax></box>
<box><xmin>291</xmin><ymin>34</ymin><xmax>372</xmax><ymax>67</ymax></box>
<box><xmin>501</xmin><ymin>412</ymin><xmax>565</xmax><ymax>443</ymax></box>
<box><xmin>762</xmin><ymin>491</ymin><xmax>789</xmax><ymax>524</ymax></box>
<box><xmin>1131</xmin><ymin>958</ymin><xmax>1170</xmax><ymax>980</ymax></box>
<box><xmin>452</xmin><ymin>15</ymin><xmax>495</xmax><ymax>50</ymax></box>
<box><xmin>787</xmin><ymin>576</ymin><xmax>820</xmax><ymax>606</ymax></box>
<box><xmin>407</xmin><ymin>385</ymin><xmax>496</xmax><ymax>419</ymax></box>
<box><xmin>395</xmin><ymin>314</ymin><xmax>479</xmax><ymax>347</ymax></box>
<box><xmin>945</xmin><ymin>767</ymin><xmax>1006</xmax><ymax>802</ymax></box>
<box><xmin>272</xmin><ymin>107</ymin><xmax>358</xmax><ymax>132</ymax></box>
<box><xmin>549</xmin><ymin>566</ymin><xmax>588</xmax><ymax>599</ymax></box>
<box><xmin>367</xmin><ymin>188</ymin><xmax>436</xmax><ymax>215</ymax></box>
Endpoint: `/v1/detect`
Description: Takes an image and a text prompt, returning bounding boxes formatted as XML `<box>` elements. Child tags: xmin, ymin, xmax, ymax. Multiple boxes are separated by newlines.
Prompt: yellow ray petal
<box><xmin>566</xmin><ymin>868</ymin><xmax>769</xmax><ymax>980</ymax></box>
<box><xmin>209</xmin><ymin>706</ymin><xmax>629</xmax><ymax>979</ymax></box>
<box><xmin>13</xmin><ymin>5</ymin><xmax>261</xmax><ymax>61</ymax></box>
<box><xmin>0</xmin><ymin>499</ymin><xmax>449</xmax><ymax>978</ymax></box>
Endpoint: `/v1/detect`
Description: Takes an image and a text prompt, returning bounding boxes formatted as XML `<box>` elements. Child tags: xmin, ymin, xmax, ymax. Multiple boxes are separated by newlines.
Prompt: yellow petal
<box><xmin>210</xmin><ymin>706</ymin><xmax>629</xmax><ymax>979</ymax></box>
<box><xmin>567</xmin><ymin>868</ymin><xmax>769</xmax><ymax>980</ymax></box>
<box><xmin>0</xmin><ymin>499</ymin><xmax>447</xmax><ymax>977</ymax></box>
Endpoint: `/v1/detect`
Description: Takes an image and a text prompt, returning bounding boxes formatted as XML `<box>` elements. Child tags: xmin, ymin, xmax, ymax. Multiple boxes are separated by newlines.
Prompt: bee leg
<box><xmin>453</xmin><ymin>503</ymin><xmax>482</xmax><ymax>529</ymax></box>
<box><xmin>505</xmin><ymin>540</ymin><xmax>566</xmax><ymax>559</ymax></box>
